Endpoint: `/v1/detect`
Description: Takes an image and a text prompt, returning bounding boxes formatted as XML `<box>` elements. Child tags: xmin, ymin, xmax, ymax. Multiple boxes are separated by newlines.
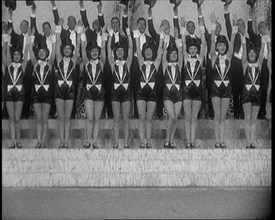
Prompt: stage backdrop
<box><xmin>2</xmin><ymin>0</ymin><xmax>270</xmax><ymax>37</ymax></box>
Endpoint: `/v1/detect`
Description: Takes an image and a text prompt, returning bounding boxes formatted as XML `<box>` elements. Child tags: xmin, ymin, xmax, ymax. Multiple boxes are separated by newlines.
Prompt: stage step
<box><xmin>2</xmin><ymin>149</ymin><xmax>271</xmax><ymax>187</ymax></box>
<box><xmin>1</xmin><ymin>119</ymin><xmax>271</xmax><ymax>149</ymax></box>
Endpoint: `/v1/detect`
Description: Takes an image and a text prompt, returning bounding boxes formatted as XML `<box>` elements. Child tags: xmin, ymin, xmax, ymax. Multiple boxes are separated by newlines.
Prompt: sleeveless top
<box><xmin>6</xmin><ymin>62</ymin><xmax>24</xmax><ymax>93</ymax></box>
<box><xmin>183</xmin><ymin>57</ymin><xmax>202</xmax><ymax>88</ymax></box>
<box><xmin>56</xmin><ymin>57</ymin><xmax>75</xmax><ymax>89</ymax></box>
<box><xmin>33</xmin><ymin>60</ymin><xmax>52</xmax><ymax>93</ymax></box>
<box><xmin>244</xmin><ymin>63</ymin><xmax>261</xmax><ymax>92</ymax></box>
<box><xmin>112</xmin><ymin>60</ymin><xmax>130</xmax><ymax>91</ymax></box>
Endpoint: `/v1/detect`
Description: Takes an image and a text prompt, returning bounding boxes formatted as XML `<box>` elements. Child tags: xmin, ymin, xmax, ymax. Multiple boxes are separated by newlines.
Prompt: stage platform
<box><xmin>2</xmin><ymin>119</ymin><xmax>271</xmax><ymax>187</ymax></box>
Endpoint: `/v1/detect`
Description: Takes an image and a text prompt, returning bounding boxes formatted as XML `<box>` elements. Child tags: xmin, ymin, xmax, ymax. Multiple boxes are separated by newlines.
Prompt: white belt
<box><xmin>246</xmin><ymin>84</ymin><xmax>260</xmax><ymax>91</ymax></box>
<box><xmin>35</xmin><ymin>84</ymin><xmax>49</xmax><ymax>92</ymax></box>
<box><xmin>7</xmin><ymin>85</ymin><xmax>22</xmax><ymax>92</ymax></box>
<box><xmin>58</xmin><ymin>80</ymin><xmax>72</xmax><ymax>87</ymax></box>
<box><xmin>214</xmin><ymin>80</ymin><xmax>229</xmax><ymax>87</ymax></box>
<box><xmin>114</xmin><ymin>83</ymin><xmax>128</xmax><ymax>90</ymax></box>
<box><xmin>140</xmin><ymin>82</ymin><xmax>155</xmax><ymax>89</ymax></box>
<box><xmin>86</xmin><ymin>84</ymin><xmax>102</xmax><ymax>91</ymax></box>
<box><xmin>185</xmin><ymin>80</ymin><xmax>200</xmax><ymax>87</ymax></box>
<box><xmin>166</xmin><ymin>84</ymin><xmax>180</xmax><ymax>91</ymax></box>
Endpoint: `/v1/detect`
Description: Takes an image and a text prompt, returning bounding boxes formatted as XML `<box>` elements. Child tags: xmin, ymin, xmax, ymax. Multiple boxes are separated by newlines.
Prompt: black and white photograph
<box><xmin>2</xmin><ymin>0</ymin><xmax>272</xmax><ymax>219</ymax></box>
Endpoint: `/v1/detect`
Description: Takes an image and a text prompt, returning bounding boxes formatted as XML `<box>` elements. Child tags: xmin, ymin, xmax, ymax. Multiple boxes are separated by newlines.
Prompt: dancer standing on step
<box><xmin>80</xmin><ymin>25</ymin><xmax>108</xmax><ymax>149</ymax></box>
<box><xmin>2</xmin><ymin>28</ymin><xmax>30</xmax><ymax>149</ymax></box>
<box><xmin>29</xmin><ymin>28</ymin><xmax>56</xmax><ymax>149</ymax></box>
<box><xmin>240</xmin><ymin>31</ymin><xmax>268</xmax><ymax>149</ymax></box>
<box><xmin>209</xmin><ymin>12</ymin><xmax>237</xmax><ymax>149</ymax></box>
<box><xmin>180</xmin><ymin>16</ymin><xmax>206</xmax><ymax>149</ymax></box>
<box><xmin>162</xmin><ymin>34</ymin><xmax>183</xmax><ymax>149</ymax></box>
<box><xmin>134</xmin><ymin>25</ymin><xmax>164</xmax><ymax>149</ymax></box>
<box><xmin>107</xmin><ymin>25</ymin><xmax>133</xmax><ymax>149</ymax></box>
<box><xmin>54</xmin><ymin>18</ymin><xmax>81</xmax><ymax>148</ymax></box>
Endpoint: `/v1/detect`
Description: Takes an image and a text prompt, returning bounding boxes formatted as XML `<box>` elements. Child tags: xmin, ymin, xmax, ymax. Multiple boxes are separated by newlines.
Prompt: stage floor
<box><xmin>2</xmin><ymin>187</ymin><xmax>271</xmax><ymax>219</ymax></box>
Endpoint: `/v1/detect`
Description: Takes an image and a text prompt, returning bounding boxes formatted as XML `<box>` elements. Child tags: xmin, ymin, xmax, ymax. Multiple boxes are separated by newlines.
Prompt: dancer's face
<box><xmin>144</xmin><ymin>48</ymin><xmax>153</xmax><ymax>60</ymax></box>
<box><xmin>169</xmin><ymin>50</ymin><xmax>178</xmax><ymax>62</ymax></box>
<box><xmin>115</xmin><ymin>48</ymin><xmax>124</xmax><ymax>60</ymax></box>
<box><xmin>63</xmin><ymin>45</ymin><xmax>72</xmax><ymax>57</ymax></box>
<box><xmin>188</xmin><ymin>46</ymin><xmax>198</xmax><ymax>57</ymax></box>
<box><xmin>216</xmin><ymin>42</ymin><xmax>227</xmax><ymax>55</ymax></box>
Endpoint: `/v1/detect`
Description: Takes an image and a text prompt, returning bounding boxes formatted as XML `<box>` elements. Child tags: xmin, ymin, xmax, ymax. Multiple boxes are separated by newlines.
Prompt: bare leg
<box><xmin>64</xmin><ymin>100</ymin><xmax>74</xmax><ymax>146</ymax></box>
<box><xmin>164</xmin><ymin>100</ymin><xmax>175</xmax><ymax>142</ymax></box>
<box><xmin>112</xmin><ymin>101</ymin><xmax>121</xmax><ymax>146</ymax></box>
<box><xmin>170</xmin><ymin>101</ymin><xmax>182</xmax><ymax>143</ymax></box>
<box><xmin>220</xmin><ymin>98</ymin><xmax>230</xmax><ymax>144</ymax></box>
<box><xmin>183</xmin><ymin>99</ymin><xmax>192</xmax><ymax>144</ymax></box>
<box><xmin>33</xmin><ymin>103</ymin><xmax>43</xmax><ymax>144</ymax></box>
<box><xmin>211</xmin><ymin>97</ymin><xmax>221</xmax><ymax>144</ymax></box>
<box><xmin>122</xmin><ymin>101</ymin><xmax>131</xmax><ymax>145</ymax></box>
<box><xmin>6</xmin><ymin>101</ymin><xmax>16</xmax><ymax>145</ymax></box>
<box><xmin>14</xmin><ymin>101</ymin><xmax>23</xmax><ymax>143</ymax></box>
<box><xmin>243</xmin><ymin>103</ymin><xmax>252</xmax><ymax>145</ymax></box>
<box><xmin>146</xmin><ymin>101</ymin><xmax>157</xmax><ymax>145</ymax></box>
<box><xmin>251</xmin><ymin>105</ymin><xmax>260</xmax><ymax>146</ymax></box>
<box><xmin>84</xmin><ymin>99</ymin><xmax>94</xmax><ymax>145</ymax></box>
<box><xmin>93</xmin><ymin>101</ymin><xmax>104</xmax><ymax>146</ymax></box>
<box><xmin>137</xmin><ymin>100</ymin><xmax>146</xmax><ymax>145</ymax></box>
<box><xmin>41</xmin><ymin>103</ymin><xmax>51</xmax><ymax>146</ymax></box>
<box><xmin>190</xmin><ymin>100</ymin><xmax>201</xmax><ymax>145</ymax></box>
<box><xmin>55</xmin><ymin>98</ymin><xmax>65</xmax><ymax>145</ymax></box>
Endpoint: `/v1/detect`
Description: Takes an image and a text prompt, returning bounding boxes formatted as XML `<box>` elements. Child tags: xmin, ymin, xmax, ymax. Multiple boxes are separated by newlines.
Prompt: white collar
<box><xmin>12</xmin><ymin>62</ymin><xmax>21</xmax><ymax>68</ymax></box>
<box><xmin>89</xmin><ymin>59</ymin><xmax>99</xmax><ymax>65</ymax></box>
<box><xmin>69</xmin><ymin>29</ymin><xmax>75</xmax><ymax>33</ymax></box>
<box><xmin>63</xmin><ymin>57</ymin><xmax>71</xmax><ymax>62</ymax></box>
<box><xmin>168</xmin><ymin>62</ymin><xmax>177</xmax><ymax>66</ymax></box>
<box><xmin>143</xmin><ymin>60</ymin><xmax>153</xmax><ymax>66</ymax></box>
<box><xmin>38</xmin><ymin>60</ymin><xmax>48</xmax><ymax>66</ymax></box>
<box><xmin>248</xmin><ymin>62</ymin><xmax>258</xmax><ymax>68</ymax></box>
<box><xmin>115</xmin><ymin>60</ymin><xmax>125</xmax><ymax>66</ymax></box>
<box><xmin>219</xmin><ymin>54</ymin><xmax>227</xmax><ymax>60</ymax></box>
<box><xmin>188</xmin><ymin>33</ymin><xmax>196</xmax><ymax>38</ymax></box>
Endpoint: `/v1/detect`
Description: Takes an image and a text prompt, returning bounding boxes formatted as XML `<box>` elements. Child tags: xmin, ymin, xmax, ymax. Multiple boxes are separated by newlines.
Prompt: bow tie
<box><xmin>189</xmin><ymin>34</ymin><xmax>196</xmax><ymax>38</ymax></box>
<box><xmin>63</xmin><ymin>57</ymin><xmax>70</xmax><ymax>62</ymax></box>
<box><xmin>219</xmin><ymin>55</ymin><xmax>227</xmax><ymax>61</ymax></box>
<box><xmin>38</xmin><ymin>60</ymin><xmax>47</xmax><ymax>66</ymax></box>
<box><xmin>168</xmin><ymin>62</ymin><xmax>177</xmax><ymax>67</ymax></box>
<box><xmin>144</xmin><ymin>61</ymin><xmax>153</xmax><ymax>66</ymax></box>
<box><xmin>69</xmin><ymin>29</ymin><xmax>76</xmax><ymax>34</ymax></box>
<box><xmin>248</xmin><ymin>63</ymin><xmax>258</xmax><ymax>68</ymax></box>
<box><xmin>115</xmin><ymin>60</ymin><xmax>125</xmax><ymax>66</ymax></box>
<box><xmin>89</xmin><ymin>59</ymin><xmax>99</xmax><ymax>66</ymax></box>
<box><xmin>12</xmin><ymin>63</ymin><xmax>21</xmax><ymax>69</ymax></box>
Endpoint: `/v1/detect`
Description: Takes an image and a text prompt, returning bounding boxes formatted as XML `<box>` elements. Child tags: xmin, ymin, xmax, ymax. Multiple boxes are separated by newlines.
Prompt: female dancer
<box><xmin>29</xmin><ymin>30</ymin><xmax>56</xmax><ymax>148</ymax></box>
<box><xmin>180</xmin><ymin>17</ymin><xmax>206</xmax><ymax>148</ymax></box>
<box><xmin>3</xmin><ymin>30</ymin><xmax>30</xmax><ymax>148</ymax></box>
<box><xmin>134</xmin><ymin>28</ymin><xmax>164</xmax><ymax>148</ymax></box>
<box><xmin>80</xmin><ymin>27</ymin><xmax>108</xmax><ymax>149</ymax></box>
<box><xmin>209</xmin><ymin>12</ymin><xmax>238</xmax><ymax>148</ymax></box>
<box><xmin>241</xmin><ymin>32</ymin><xmax>267</xmax><ymax>148</ymax></box>
<box><xmin>107</xmin><ymin>27</ymin><xmax>133</xmax><ymax>149</ymax></box>
<box><xmin>55</xmin><ymin>18</ymin><xmax>81</xmax><ymax>148</ymax></box>
<box><xmin>162</xmin><ymin>34</ymin><xmax>183</xmax><ymax>149</ymax></box>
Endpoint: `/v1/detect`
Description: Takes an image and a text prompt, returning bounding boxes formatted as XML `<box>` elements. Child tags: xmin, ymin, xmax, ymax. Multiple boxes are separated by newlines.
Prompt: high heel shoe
<box><xmin>164</xmin><ymin>140</ymin><xmax>170</xmax><ymax>149</ymax></box>
<box><xmin>92</xmin><ymin>143</ymin><xmax>99</xmax><ymax>149</ymax></box>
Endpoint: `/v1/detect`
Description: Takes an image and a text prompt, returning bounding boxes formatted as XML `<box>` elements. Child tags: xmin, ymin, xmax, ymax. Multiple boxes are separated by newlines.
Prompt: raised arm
<box><xmin>29</xmin><ymin>29</ymin><xmax>38</xmax><ymax>67</ymax></box>
<box><xmin>50</xmin><ymin>0</ymin><xmax>60</xmax><ymax>26</ymax></box>
<box><xmin>79</xmin><ymin>0</ymin><xmax>90</xmax><ymax>30</ymax></box>
<box><xmin>30</xmin><ymin>4</ymin><xmax>39</xmax><ymax>36</ymax></box>
<box><xmin>209</xmin><ymin>12</ymin><xmax>218</xmax><ymax>59</ymax></box>
<box><xmin>49</xmin><ymin>35</ymin><xmax>56</xmax><ymax>67</ymax></box>
<box><xmin>162</xmin><ymin>37</ymin><xmax>168</xmax><ymax>72</ymax></box>
<box><xmin>80</xmin><ymin>31</ymin><xmax>88</xmax><ymax>64</ymax></box>
<box><xmin>148</xmin><ymin>7</ymin><xmax>159</xmax><ymax>45</ymax></box>
<box><xmin>72</xmin><ymin>21</ymin><xmax>82</xmax><ymax>66</ymax></box>
<box><xmin>247</xmin><ymin>7</ymin><xmax>257</xmax><ymax>44</ymax></box>
<box><xmin>227</xmin><ymin>14</ymin><xmax>238</xmax><ymax>62</ymax></box>
<box><xmin>100</xmin><ymin>26</ymin><xmax>108</xmax><ymax>67</ymax></box>
<box><xmin>241</xmin><ymin>34</ymin><xmax>248</xmax><ymax>72</ymax></box>
<box><xmin>198</xmin><ymin>18</ymin><xmax>206</xmax><ymax>63</ymax></box>
<box><xmin>55</xmin><ymin>18</ymin><xmax>63</xmax><ymax>62</ymax></box>
<box><xmin>107</xmin><ymin>28</ymin><xmax>115</xmax><ymax>70</ymax></box>
<box><xmin>180</xmin><ymin>17</ymin><xmax>188</xmax><ymax>66</ymax></box>
<box><xmin>22</xmin><ymin>35</ymin><xmax>31</xmax><ymax>71</ymax></box>
<box><xmin>126</xmin><ymin>28</ymin><xmax>133</xmax><ymax>69</ymax></box>
<box><xmin>258</xmin><ymin>34</ymin><xmax>269</xmax><ymax>70</ymax></box>
<box><xmin>134</xmin><ymin>30</ymin><xmax>143</xmax><ymax>67</ymax></box>
<box><xmin>224</xmin><ymin>3</ymin><xmax>232</xmax><ymax>41</ymax></box>
<box><xmin>173</xmin><ymin>6</ymin><xmax>181</xmax><ymax>39</ymax></box>
<box><xmin>97</xmin><ymin>2</ymin><xmax>105</xmax><ymax>28</ymax></box>
<box><xmin>266</xmin><ymin>38</ymin><xmax>271</xmax><ymax>111</ymax></box>
<box><xmin>122</xmin><ymin>6</ymin><xmax>128</xmax><ymax>36</ymax></box>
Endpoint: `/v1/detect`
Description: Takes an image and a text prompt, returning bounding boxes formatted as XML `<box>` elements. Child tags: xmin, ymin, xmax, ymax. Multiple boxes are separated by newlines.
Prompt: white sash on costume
<box><xmin>58</xmin><ymin>59</ymin><xmax>74</xmax><ymax>88</ymax></box>
<box><xmin>166</xmin><ymin>63</ymin><xmax>179</xmax><ymax>91</ymax></box>
<box><xmin>7</xmin><ymin>64</ymin><xmax>23</xmax><ymax>92</ymax></box>
<box><xmin>34</xmin><ymin>62</ymin><xmax>50</xmax><ymax>92</ymax></box>
<box><xmin>114</xmin><ymin>60</ymin><xmax>128</xmax><ymax>90</ymax></box>
<box><xmin>140</xmin><ymin>61</ymin><xmax>155</xmax><ymax>89</ymax></box>
<box><xmin>214</xmin><ymin>56</ymin><xmax>230</xmax><ymax>88</ymax></box>
<box><xmin>186</xmin><ymin>57</ymin><xmax>201</xmax><ymax>87</ymax></box>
